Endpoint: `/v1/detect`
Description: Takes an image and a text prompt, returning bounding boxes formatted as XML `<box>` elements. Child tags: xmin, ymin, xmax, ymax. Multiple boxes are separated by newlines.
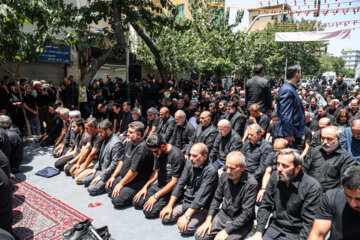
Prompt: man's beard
<box><xmin>277</xmin><ymin>170</ymin><xmax>295</xmax><ymax>182</ymax></box>
<box><xmin>322</xmin><ymin>140</ymin><xmax>339</xmax><ymax>153</ymax></box>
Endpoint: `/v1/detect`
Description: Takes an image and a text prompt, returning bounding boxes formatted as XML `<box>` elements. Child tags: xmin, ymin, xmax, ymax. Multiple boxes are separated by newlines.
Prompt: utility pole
<box><xmin>126</xmin><ymin>23</ymin><xmax>130</xmax><ymax>101</ymax></box>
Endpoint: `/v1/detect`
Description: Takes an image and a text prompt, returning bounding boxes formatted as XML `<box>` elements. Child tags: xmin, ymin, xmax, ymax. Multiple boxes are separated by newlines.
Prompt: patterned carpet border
<box><xmin>12</xmin><ymin>177</ymin><xmax>92</xmax><ymax>240</ymax></box>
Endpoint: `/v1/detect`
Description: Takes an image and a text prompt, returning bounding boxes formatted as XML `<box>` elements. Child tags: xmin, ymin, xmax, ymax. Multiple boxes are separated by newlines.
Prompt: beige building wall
<box><xmin>248</xmin><ymin>5</ymin><xmax>285</xmax><ymax>32</ymax></box>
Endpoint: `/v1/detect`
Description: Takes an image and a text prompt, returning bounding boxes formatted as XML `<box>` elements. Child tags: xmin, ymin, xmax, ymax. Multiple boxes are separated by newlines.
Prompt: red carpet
<box><xmin>11</xmin><ymin>178</ymin><xmax>91</xmax><ymax>240</ymax></box>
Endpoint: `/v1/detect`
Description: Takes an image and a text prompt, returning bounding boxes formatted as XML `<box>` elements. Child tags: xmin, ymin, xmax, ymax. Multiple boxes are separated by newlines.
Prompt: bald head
<box><xmin>200</xmin><ymin>111</ymin><xmax>212</xmax><ymax>126</ymax></box>
<box><xmin>190</xmin><ymin>143</ymin><xmax>208</xmax><ymax>168</ymax></box>
<box><xmin>175</xmin><ymin>110</ymin><xmax>186</xmax><ymax>126</ymax></box>
<box><xmin>319</xmin><ymin>117</ymin><xmax>331</xmax><ymax>130</ymax></box>
<box><xmin>274</xmin><ymin>138</ymin><xmax>289</xmax><ymax>150</ymax></box>
<box><xmin>159</xmin><ymin>107</ymin><xmax>169</xmax><ymax>120</ymax></box>
<box><xmin>218</xmin><ymin>119</ymin><xmax>231</xmax><ymax>136</ymax></box>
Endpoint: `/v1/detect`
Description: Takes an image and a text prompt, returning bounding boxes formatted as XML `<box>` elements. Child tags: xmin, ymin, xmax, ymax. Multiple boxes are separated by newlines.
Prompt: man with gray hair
<box><xmin>188</xmin><ymin>99</ymin><xmax>199</xmax><ymax>119</ymax></box>
<box><xmin>340</xmin><ymin>119</ymin><xmax>360</xmax><ymax>164</ymax></box>
<box><xmin>176</xmin><ymin>99</ymin><xmax>191</xmax><ymax>119</ymax></box>
<box><xmin>169</xmin><ymin>110</ymin><xmax>195</xmax><ymax>154</ymax></box>
<box><xmin>309</xmin><ymin>166</ymin><xmax>360</xmax><ymax>240</ymax></box>
<box><xmin>196</xmin><ymin>151</ymin><xmax>258</xmax><ymax>240</ymax></box>
<box><xmin>0</xmin><ymin>115</ymin><xmax>21</xmax><ymax>137</ymax></box>
<box><xmin>144</xmin><ymin>107</ymin><xmax>160</xmax><ymax>139</ymax></box>
<box><xmin>53</xmin><ymin>110</ymin><xmax>81</xmax><ymax>157</ymax></box>
<box><xmin>248</xmin><ymin>148</ymin><xmax>322</xmax><ymax>240</ymax></box>
<box><xmin>240</xmin><ymin>124</ymin><xmax>273</xmax><ymax>181</ymax></box>
<box><xmin>131</xmin><ymin>108</ymin><xmax>146</xmax><ymax>125</ymax></box>
<box><xmin>209</xmin><ymin>119</ymin><xmax>242</xmax><ymax>170</ymax></box>
<box><xmin>0</xmin><ymin>116</ymin><xmax>23</xmax><ymax>173</ymax></box>
<box><xmin>304</xmin><ymin>126</ymin><xmax>357</xmax><ymax>192</ymax></box>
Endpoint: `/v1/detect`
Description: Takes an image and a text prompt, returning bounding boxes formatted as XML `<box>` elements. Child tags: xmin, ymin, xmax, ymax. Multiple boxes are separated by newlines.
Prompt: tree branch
<box><xmin>131</xmin><ymin>22</ymin><xmax>167</xmax><ymax>82</ymax></box>
<box><xmin>82</xmin><ymin>47</ymin><xmax>113</xmax><ymax>87</ymax></box>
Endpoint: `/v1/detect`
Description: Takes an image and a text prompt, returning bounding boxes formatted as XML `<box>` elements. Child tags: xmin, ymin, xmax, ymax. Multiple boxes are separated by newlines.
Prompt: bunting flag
<box><xmin>275</xmin><ymin>29</ymin><xmax>351</xmax><ymax>41</ymax></box>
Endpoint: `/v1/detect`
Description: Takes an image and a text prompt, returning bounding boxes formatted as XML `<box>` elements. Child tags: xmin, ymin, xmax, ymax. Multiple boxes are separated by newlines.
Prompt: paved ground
<box><xmin>16</xmin><ymin>144</ymin><xmax>190</xmax><ymax>240</ymax></box>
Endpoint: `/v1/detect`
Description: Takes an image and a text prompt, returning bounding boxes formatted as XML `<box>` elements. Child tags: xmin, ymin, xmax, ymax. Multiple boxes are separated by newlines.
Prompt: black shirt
<box><xmin>172</xmin><ymin>160</ymin><xmax>218</xmax><ymax>210</ymax></box>
<box><xmin>267</xmin><ymin>123</ymin><xmax>275</xmax><ymax>143</ymax></box>
<box><xmin>256</xmin><ymin>171</ymin><xmax>322</xmax><ymax>240</ymax></box>
<box><xmin>293</xmin><ymin>126</ymin><xmax>312</xmax><ymax>152</ymax></box>
<box><xmin>209</xmin><ymin>130</ymin><xmax>242</xmax><ymax>163</ymax></box>
<box><xmin>89</xmin><ymin>133</ymin><xmax>104</xmax><ymax>150</ymax></box>
<box><xmin>119</xmin><ymin>141</ymin><xmax>154</xmax><ymax>184</ymax></box>
<box><xmin>147</xmin><ymin>115</ymin><xmax>160</xmax><ymax>129</ymax></box>
<box><xmin>155</xmin><ymin>146</ymin><xmax>185</xmax><ymax>187</ymax></box>
<box><xmin>265</xmin><ymin>151</ymin><xmax>277</xmax><ymax>170</ymax></box>
<box><xmin>303</xmin><ymin>146</ymin><xmax>357</xmax><ymax>192</ymax></box>
<box><xmin>208</xmin><ymin>171</ymin><xmax>258</xmax><ymax>234</ymax></box>
<box><xmin>315</xmin><ymin>188</ymin><xmax>360</xmax><ymax>240</ymax></box>
<box><xmin>74</xmin><ymin>131</ymin><xmax>91</xmax><ymax>154</ymax></box>
<box><xmin>119</xmin><ymin>110</ymin><xmax>132</xmax><ymax>134</ymax></box>
<box><xmin>23</xmin><ymin>93</ymin><xmax>37</xmax><ymax>117</ymax></box>
<box><xmin>256</xmin><ymin>114</ymin><xmax>270</xmax><ymax>134</ymax></box>
<box><xmin>0</xmin><ymin>168</ymin><xmax>12</xmax><ymax>232</ymax></box>
<box><xmin>240</xmin><ymin>139</ymin><xmax>273</xmax><ymax>179</ymax></box>
<box><xmin>310</xmin><ymin>130</ymin><xmax>321</xmax><ymax>148</ymax></box>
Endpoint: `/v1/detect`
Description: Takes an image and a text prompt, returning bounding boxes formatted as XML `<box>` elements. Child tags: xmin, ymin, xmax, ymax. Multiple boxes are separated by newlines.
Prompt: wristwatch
<box><xmin>153</xmin><ymin>193</ymin><xmax>159</xmax><ymax>200</ymax></box>
<box><xmin>184</xmin><ymin>213</ymin><xmax>191</xmax><ymax>220</ymax></box>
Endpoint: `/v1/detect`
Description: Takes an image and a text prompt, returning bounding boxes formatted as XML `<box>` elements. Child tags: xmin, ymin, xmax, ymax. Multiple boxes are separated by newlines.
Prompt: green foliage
<box><xmin>318</xmin><ymin>54</ymin><xmax>347</xmax><ymax>77</ymax></box>
<box><xmin>0</xmin><ymin>0</ymin><xmax>85</xmax><ymax>65</ymax></box>
<box><xmin>136</xmin><ymin>3</ymin><xmax>328</xmax><ymax>80</ymax></box>
<box><xmin>136</xmin><ymin>0</ymin><xmax>245</xmax><ymax>77</ymax></box>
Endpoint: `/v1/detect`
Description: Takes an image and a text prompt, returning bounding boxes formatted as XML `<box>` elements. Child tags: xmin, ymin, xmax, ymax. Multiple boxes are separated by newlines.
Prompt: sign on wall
<box><xmin>38</xmin><ymin>44</ymin><xmax>71</xmax><ymax>63</ymax></box>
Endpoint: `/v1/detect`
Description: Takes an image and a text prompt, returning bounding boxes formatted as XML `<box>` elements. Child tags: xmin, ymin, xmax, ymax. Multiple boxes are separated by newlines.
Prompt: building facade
<box><xmin>341</xmin><ymin>48</ymin><xmax>360</xmax><ymax>69</ymax></box>
<box><xmin>248</xmin><ymin>4</ymin><xmax>289</xmax><ymax>32</ymax></box>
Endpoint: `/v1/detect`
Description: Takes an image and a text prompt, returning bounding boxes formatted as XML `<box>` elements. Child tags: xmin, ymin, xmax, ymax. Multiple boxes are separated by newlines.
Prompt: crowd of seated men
<box><xmin>46</xmin><ymin>102</ymin><xmax>359</xmax><ymax>240</ymax></box>
<box><xmin>2</xmin><ymin>67</ymin><xmax>360</xmax><ymax>239</ymax></box>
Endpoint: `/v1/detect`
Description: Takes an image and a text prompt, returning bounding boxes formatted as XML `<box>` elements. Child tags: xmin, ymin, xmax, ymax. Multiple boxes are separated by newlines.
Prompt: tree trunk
<box><xmin>0</xmin><ymin>61</ymin><xmax>32</xmax><ymax>136</ymax></box>
<box><xmin>82</xmin><ymin>47</ymin><xmax>113</xmax><ymax>87</ymax></box>
<box><xmin>112</xmin><ymin>4</ymin><xmax>127</xmax><ymax>48</ymax></box>
<box><xmin>131</xmin><ymin>22</ymin><xmax>167</xmax><ymax>82</ymax></box>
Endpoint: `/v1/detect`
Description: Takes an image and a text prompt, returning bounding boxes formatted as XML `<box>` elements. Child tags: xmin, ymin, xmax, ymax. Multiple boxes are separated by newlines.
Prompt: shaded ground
<box><xmin>16</xmin><ymin>145</ymin><xmax>188</xmax><ymax>240</ymax></box>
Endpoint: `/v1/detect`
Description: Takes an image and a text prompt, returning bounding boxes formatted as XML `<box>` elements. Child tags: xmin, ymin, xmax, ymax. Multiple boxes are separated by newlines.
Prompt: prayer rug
<box><xmin>11</xmin><ymin>177</ymin><xmax>91</xmax><ymax>240</ymax></box>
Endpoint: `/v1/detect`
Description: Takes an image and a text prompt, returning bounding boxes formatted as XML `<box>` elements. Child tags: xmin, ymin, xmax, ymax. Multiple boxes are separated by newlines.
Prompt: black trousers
<box><xmin>132</xmin><ymin>184</ymin><xmax>170</xmax><ymax>219</ymax></box>
<box><xmin>39</xmin><ymin>135</ymin><xmax>57</xmax><ymax>147</ymax></box>
<box><xmin>195</xmin><ymin>210</ymin><xmax>252</xmax><ymax>240</ymax></box>
<box><xmin>107</xmin><ymin>176</ymin><xmax>145</xmax><ymax>208</ymax></box>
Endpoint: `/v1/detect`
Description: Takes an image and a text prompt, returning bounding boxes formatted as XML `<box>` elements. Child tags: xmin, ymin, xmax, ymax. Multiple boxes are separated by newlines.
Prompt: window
<box><xmin>177</xmin><ymin>4</ymin><xmax>185</xmax><ymax>18</ymax></box>
<box><xmin>252</xmin><ymin>15</ymin><xmax>258</xmax><ymax>21</ymax></box>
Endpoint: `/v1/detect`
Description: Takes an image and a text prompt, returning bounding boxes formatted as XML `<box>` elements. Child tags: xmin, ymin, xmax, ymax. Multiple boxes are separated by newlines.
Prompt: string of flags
<box><xmin>260</xmin><ymin>0</ymin><xmax>360</xmax><ymax>7</ymax></box>
<box><xmin>266</xmin><ymin>19</ymin><xmax>360</xmax><ymax>29</ymax></box>
<box><xmin>253</xmin><ymin>6</ymin><xmax>360</xmax><ymax>16</ymax></box>
<box><xmin>264</xmin><ymin>25</ymin><xmax>360</xmax><ymax>33</ymax></box>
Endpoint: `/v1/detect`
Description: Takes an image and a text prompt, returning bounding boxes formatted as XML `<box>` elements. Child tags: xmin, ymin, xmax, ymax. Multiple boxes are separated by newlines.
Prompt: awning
<box><xmin>275</xmin><ymin>29</ymin><xmax>351</xmax><ymax>42</ymax></box>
